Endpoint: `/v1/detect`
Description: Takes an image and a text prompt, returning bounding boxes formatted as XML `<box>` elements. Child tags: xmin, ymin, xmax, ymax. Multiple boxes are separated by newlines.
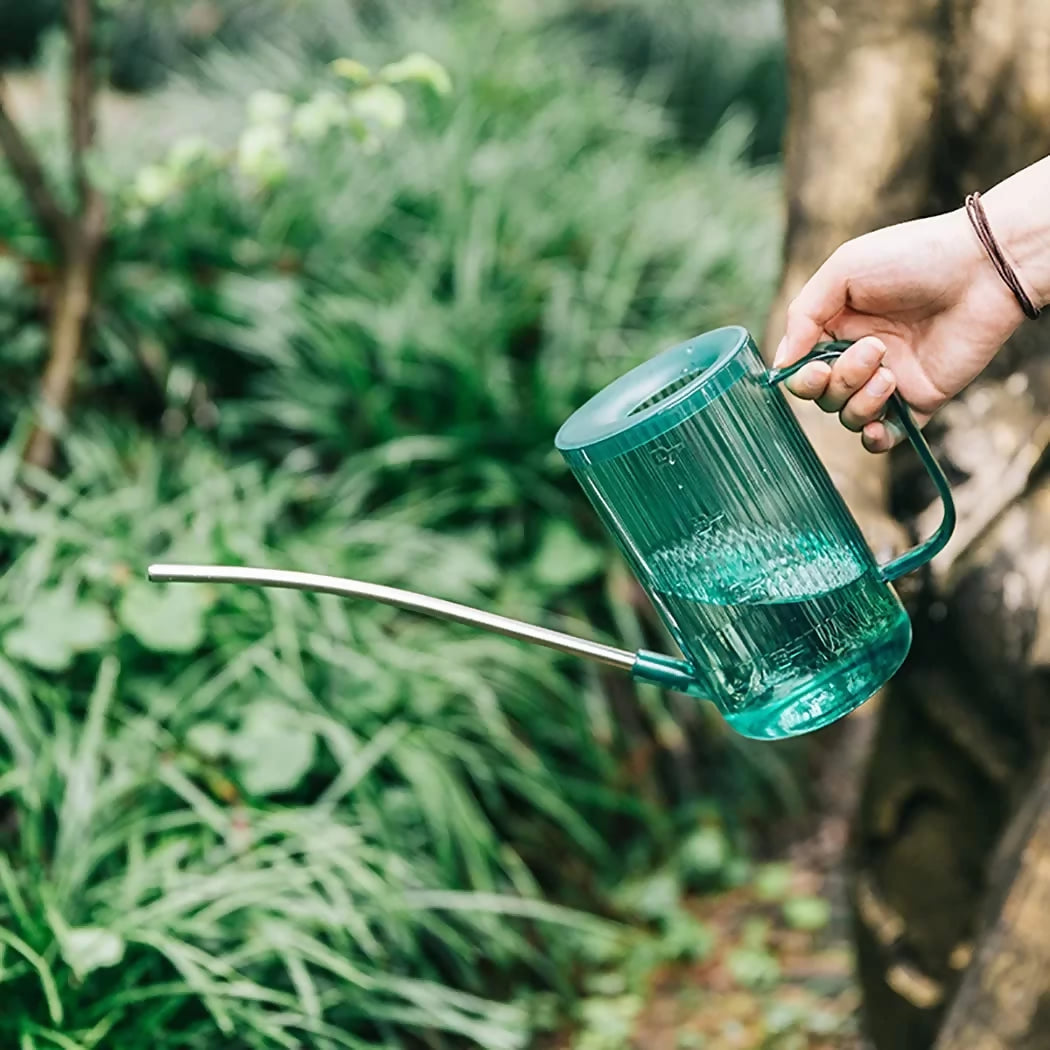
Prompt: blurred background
<box><xmin>2</xmin><ymin>1</ymin><xmax>1015</xmax><ymax>1048</ymax></box>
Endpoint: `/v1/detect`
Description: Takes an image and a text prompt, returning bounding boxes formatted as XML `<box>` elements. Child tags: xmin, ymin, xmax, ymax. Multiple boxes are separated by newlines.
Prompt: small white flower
<box><xmin>349</xmin><ymin>84</ymin><xmax>407</xmax><ymax>132</ymax></box>
<box><xmin>166</xmin><ymin>135</ymin><xmax>215</xmax><ymax>173</ymax></box>
<box><xmin>134</xmin><ymin>163</ymin><xmax>178</xmax><ymax>206</ymax></box>
<box><xmin>236</xmin><ymin>123</ymin><xmax>289</xmax><ymax>185</ymax></box>
<box><xmin>247</xmin><ymin>89</ymin><xmax>292</xmax><ymax>126</ymax></box>
<box><xmin>291</xmin><ymin>89</ymin><xmax>348</xmax><ymax>142</ymax></box>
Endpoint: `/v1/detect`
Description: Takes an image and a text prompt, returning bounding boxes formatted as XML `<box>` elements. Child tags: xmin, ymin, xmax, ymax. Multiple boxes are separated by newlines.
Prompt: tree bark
<box><xmin>768</xmin><ymin>1</ymin><xmax>1050</xmax><ymax>1047</ymax></box>
<box><xmin>26</xmin><ymin>210</ymin><xmax>104</xmax><ymax>469</ymax></box>
<box><xmin>933</xmin><ymin>748</ymin><xmax>1050</xmax><ymax>1050</ymax></box>
<box><xmin>0</xmin><ymin>0</ymin><xmax>105</xmax><ymax>472</ymax></box>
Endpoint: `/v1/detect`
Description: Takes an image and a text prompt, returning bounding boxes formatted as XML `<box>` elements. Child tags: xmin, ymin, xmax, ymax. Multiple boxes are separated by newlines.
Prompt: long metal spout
<box><xmin>147</xmin><ymin>563</ymin><xmax>638</xmax><ymax>672</ymax></box>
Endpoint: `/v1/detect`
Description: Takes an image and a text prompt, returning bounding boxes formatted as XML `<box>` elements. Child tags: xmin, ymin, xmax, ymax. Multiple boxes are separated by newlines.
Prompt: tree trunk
<box><xmin>23</xmin><ymin>224</ymin><xmax>102</xmax><ymax>469</ymax></box>
<box><xmin>932</xmin><ymin>749</ymin><xmax>1050</xmax><ymax>1049</ymax></box>
<box><xmin>766</xmin><ymin>1</ymin><xmax>1050</xmax><ymax>1047</ymax></box>
<box><xmin>0</xmin><ymin>0</ymin><xmax>104</xmax><ymax>472</ymax></box>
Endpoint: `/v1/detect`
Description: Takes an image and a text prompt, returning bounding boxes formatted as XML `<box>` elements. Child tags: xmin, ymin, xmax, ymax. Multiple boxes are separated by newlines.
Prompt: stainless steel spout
<box><xmin>147</xmin><ymin>563</ymin><xmax>637</xmax><ymax>671</ymax></box>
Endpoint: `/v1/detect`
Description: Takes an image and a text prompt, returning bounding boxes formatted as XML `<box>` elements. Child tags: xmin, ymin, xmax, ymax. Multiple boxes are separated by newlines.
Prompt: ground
<box><xmin>629</xmin><ymin>817</ymin><xmax>865</xmax><ymax>1050</ymax></box>
<box><xmin>556</xmin><ymin>714</ymin><xmax>880</xmax><ymax>1050</ymax></box>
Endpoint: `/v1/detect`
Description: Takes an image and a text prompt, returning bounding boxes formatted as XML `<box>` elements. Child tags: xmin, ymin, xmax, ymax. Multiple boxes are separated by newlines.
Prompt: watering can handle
<box><xmin>767</xmin><ymin>340</ymin><xmax>957</xmax><ymax>582</ymax></box>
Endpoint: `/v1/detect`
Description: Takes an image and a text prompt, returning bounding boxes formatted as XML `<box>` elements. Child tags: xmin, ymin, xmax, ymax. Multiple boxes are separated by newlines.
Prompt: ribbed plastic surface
<box><xmin>557</xmin><ymin>328</ymin><xmax>910</xmax><ymax>739</ymax></box>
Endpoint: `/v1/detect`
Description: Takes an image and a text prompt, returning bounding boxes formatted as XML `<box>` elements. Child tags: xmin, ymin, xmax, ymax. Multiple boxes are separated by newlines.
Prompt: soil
<box><xmin>628</xmin><ymin>814</ymin><xmax>868</xmax><ymax>1050</ymax></box>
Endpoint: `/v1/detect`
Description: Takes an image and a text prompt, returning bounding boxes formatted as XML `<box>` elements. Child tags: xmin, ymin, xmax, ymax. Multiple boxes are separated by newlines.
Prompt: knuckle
<box><xmin>836</xmin><ymin>370</ymin><xmax>863</xmax><ymax>393</ymax></box>
<box><xmin>785</xmin><ymin>298</ymin><xmax>804</xmax><ymax>326</ymax></box>
<box><xmin>839</xmin><ymin>405</ymin><xmax>867</xmax><ymax>431</ymax></box>
<box><xmin>830</xmin><ymin>238</ymin><xmax>859</xmax><ymax>267</ymax></box>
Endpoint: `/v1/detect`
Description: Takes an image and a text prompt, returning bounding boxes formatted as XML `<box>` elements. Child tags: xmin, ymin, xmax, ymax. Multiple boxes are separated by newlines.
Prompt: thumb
<box><xmin>773</xmin><ymin>248</ymin><xmax>851</xmax><ymax>367</ymax></box>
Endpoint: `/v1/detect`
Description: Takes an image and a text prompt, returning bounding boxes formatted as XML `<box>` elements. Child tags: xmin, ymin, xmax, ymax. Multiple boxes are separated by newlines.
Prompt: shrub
<box><xmin>0</xmin><ymin>3</ymin><xmax>792</xmax><ymax>1045</ymax></box>
<box><xmin>0</xmin><ymin>426</ymin><xmax>628</xmax><ymax>1048</ymax></box>
<box><xmin>562</xmin><ymin>0</ymin><xmax>787</xmax><ymax>160</ymax></box>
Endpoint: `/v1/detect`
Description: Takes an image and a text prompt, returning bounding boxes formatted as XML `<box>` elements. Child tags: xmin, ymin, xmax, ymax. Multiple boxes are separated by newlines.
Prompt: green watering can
<box><xmin>150</xmin><ymin>326</ymin><xmax>955</xmax><ymax>740</ymax></box>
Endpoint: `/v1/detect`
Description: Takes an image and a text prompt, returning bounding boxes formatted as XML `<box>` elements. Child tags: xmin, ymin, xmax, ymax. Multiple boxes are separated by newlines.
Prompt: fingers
<box><xmin>781</xmin><ymin>333</ymin><xmax>901</xmax><ymax>454</ymax></box>
<box><xmin>773</xmin><ymin>245</ymin><xmax>852</xmax><ymax>368</ymax></box>
<box><xmin>784</xmin><ymin>360</ymin><xmax>832</xmax><ymax>399</ymax></box>
<box><xmin>862</xmin><ymin>419</ymin><xmax>906</xmax><ymax>454</ymax></box>
<box><xmin>783</xmin><ymin>335</ymin><xmax>888</xmax><ymax>409</ymax></box>
<box><xmin>815</xmin><ymin>336</ymin><xmax>886</xmax><ymax>413</ymax></box>
<box><xmin>840</xmin><ymin>366</ymin><xmax>896</xmax><ymax>430</ymax></box>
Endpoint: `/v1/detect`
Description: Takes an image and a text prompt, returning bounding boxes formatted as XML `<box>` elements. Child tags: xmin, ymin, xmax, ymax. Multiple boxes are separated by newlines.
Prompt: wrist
<box><xmin>978</xmin><ymin>159</ymin><xmax>1050</xmax><ymax>310</ymax></box>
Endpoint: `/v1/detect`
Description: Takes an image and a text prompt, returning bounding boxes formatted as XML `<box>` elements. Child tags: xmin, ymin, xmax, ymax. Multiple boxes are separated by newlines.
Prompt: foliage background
<box><xmin>0</xmin><ymin>1</ymin><xmax>814</xmax><ymax>1047</ymax></box>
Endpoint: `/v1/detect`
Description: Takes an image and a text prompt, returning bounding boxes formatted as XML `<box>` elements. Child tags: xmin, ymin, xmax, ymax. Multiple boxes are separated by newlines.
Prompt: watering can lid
<box><xmin>555</xmin><ymin>324</ymin><xmax>751</xmax><ymax>462</ymax></box>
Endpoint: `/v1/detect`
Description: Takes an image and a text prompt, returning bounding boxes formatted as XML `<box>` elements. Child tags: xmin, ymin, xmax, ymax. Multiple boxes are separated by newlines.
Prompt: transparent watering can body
<box><xmin>151</xmin><ymin>326</ymin><xmax>955</xmax><ymax>740</ymax></box>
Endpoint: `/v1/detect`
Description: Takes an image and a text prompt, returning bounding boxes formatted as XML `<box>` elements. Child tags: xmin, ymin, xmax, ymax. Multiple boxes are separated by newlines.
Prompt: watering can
<box><xmin>150</xmin><ymin>326</ymin><xmax>955</xmax><ymax>740</ymax></box>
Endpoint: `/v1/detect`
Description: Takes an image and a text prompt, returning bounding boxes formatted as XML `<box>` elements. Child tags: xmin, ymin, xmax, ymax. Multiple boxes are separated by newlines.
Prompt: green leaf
<box><xmin>575</xmin><ymin>994</ymin><xmax>643</xmax><ymax>1050</ymax></box>
<box><xmin>782</xmin><ymin>895</ymin><xmax>831</xmax><ymax>931</ymax></box>
<box><xmin>64</xmin><ymin>604</ymin><xmax>115</xmax><ymax>652</ymax></box>
<box><xmin>292</xmin><ymin>90</ymin><xmax>348</xmax><ymax>143</ymax></box>
<box><xmin>232</xmin><ymin>700</ymin><xmax>316</xmax><ymax>797</ymax></box>
<box><xmin>379</xmin><ymin>53</ymin><xmax>453</xmax><ymax>96</ymax></box>
<box><xmin>806</xmin><ymin>1009</ymin><xmax>844</xmax><ymax>1035</ymax></box>
<box><xmin>59</xmin><ymin>927</ymin><xmax>125</xmax><ymax>982</ymax></box>
<box><xmin>726</xmin><ymin>947</ymin><xmax>780</xmax><ymax>990</ymax></box>
<box><xmin>532</xmin><ymin>521</ymin><xmax>604</xmax><ymax>589</ymax></box>
<box><xmin>613</xmin><ymin>869</ymin><xmax>680</xmax><ymax>923</ymax></box>
<box><xmin>675</xmin><ymin>1035</ymin><xmax>706</xmax><ymax>1050</ymax></box>
<box><xmin>186</xmin><ymin>722</ymin><xmax>231</xmax><ymax>760</ymax></box>
<box><xmin>569</xmin><ymin>925</ymin><xmax>631</xmax><ymax>967</ymax></box>
<box><xmin>741</xmin><ymin>916</ymin><xmax>770</xmax><ymax>950</ymax></box>
<box><xmin>753</xmin><ymin>862</ymin><xmax>793</xmax><ymax>901</ymax></box>
<box><xmin>658</xmin><ymin>914</ymin><xmax>715</xmax><ymax>963</ymax></box>
<box><xmin>4</xmin><ymin>628</ymin><xmax>71</xmax><ymax>673</ymax></box>
<box><xmin>4</xmin><ymin>589</ymin><xmax>114</xmax><ymax>671</ymax></box>
<box><xmin>118</xmin><ymin>582</ymin><xmax>207</xmax><ymax>653</ymax></box>
<box><xmin>678</xmin><ymin>826</ymin><xmax>730</xmax><ymax>885</ymax></box>
<box><xmin>330</xmin><ymin>57</ymin><xmax>371</xmax><ymax>83</ymax></box>
<box><xmin>765</xmin><ymin>1001</ymin><xmax>805</xmax><ymax>1034</ymax></box>
<box><xmin>583</xmin><ymin>971</ymin><xmax>628</xmax><ymax>997</ymax></box>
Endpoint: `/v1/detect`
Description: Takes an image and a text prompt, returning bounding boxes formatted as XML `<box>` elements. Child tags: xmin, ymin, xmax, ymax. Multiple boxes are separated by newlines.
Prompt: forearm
<box><xmin>978</xmin><ymin>155</ymin><xmax>1050</xmax><ymax>309</ymax></box>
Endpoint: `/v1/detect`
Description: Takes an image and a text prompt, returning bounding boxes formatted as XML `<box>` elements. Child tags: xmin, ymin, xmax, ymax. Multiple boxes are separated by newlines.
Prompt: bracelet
<box><xmin>964</xmin><ymin>191</ymin><xmax>1041</xmax><ymax>320</ymax></box>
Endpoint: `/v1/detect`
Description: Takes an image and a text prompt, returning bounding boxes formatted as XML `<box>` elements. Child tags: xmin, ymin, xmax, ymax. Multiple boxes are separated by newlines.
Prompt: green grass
<box><xmin>0</xmin><ymin>2</ymin><xmax>792</xmax><ymax>1045</ymax></box>
<box><xmin>0</xmin><ymin>427</ymin><xmax>632</xmax><ymax>1048</ymax></box>
<box><xmin>559</xmin><ymin>0</ymin><xmax>787</xmax><ymax>161</ymax></box>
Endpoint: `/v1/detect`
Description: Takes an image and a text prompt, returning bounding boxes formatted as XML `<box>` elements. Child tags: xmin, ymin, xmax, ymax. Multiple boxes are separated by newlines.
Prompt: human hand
<box><xmin>773</xmin><ymin>206</ymin><xmax>1032</xmax><ymax>453</ymax></box>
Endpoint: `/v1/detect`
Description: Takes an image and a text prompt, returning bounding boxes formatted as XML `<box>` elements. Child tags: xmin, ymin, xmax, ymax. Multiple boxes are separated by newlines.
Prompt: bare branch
<box><xmin>20</xmin><ymin>0</ymin><xmax>107</xmax><ymax>472</ymax></box>
<box><xmin>0</xmin><ymin>80</ymin><xmax>71</xmax><ymax>253</ymax></box>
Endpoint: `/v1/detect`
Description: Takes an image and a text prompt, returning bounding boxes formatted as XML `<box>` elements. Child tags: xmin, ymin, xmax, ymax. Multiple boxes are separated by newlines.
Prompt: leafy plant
<box><xmin>0</xmin><ymin>428</ymin><xmax>629</xmax><ymax>1047</ymax></box>
<box><xmin>92</xmin><ymin>12</ymin><xmax>786</xmax><ymax>809</ymax></box>
<box><xmin>0</xmin><ymin>2</ymin><xmax>797</xmax><ymax>1045</ymax></box>
<box><xmin>561</xmin><ymin>0</ymin><xmax>788</xmax><ymax>160</ymax></box>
